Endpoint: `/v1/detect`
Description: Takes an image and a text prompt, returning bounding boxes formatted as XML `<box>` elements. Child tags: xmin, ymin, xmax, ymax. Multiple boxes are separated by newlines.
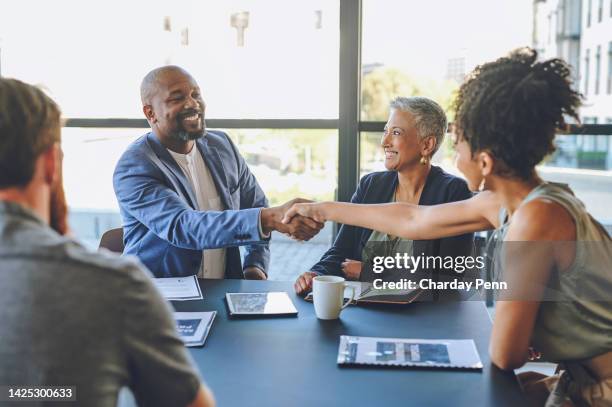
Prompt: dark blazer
<box><xmin>113</xmin><ymin>130</ymin><xmax>269</xmax><ymax>278</ymax></box>
<box><xmin>311</xmin><ymin>166</ymin><xmax>474</xmax><ymax>280</ymax></box>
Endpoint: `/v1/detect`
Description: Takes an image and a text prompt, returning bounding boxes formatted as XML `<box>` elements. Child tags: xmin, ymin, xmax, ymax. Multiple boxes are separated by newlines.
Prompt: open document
<box><xmin>305</xmin><ymin>281</ymin><xmax>421</xmax><ymax>305</ymax></box>
<box><xmin>337</xmin><ymin>336</ymin><xmax>483</xmax><ymax>370</ymax></box>
<box><xmin>174</xmin><ymin>312</ymin><xmax>216</xmax><ymax>347</ymax></box>
<box><xmin>153</xmin><ymin>275</ymin><xmax>203</xmax><ymax>301</ymax></box>
<box><xmin>353</xmin><ymin>282</ymin><xmax>422</xmax><ymax>304</ymax></box>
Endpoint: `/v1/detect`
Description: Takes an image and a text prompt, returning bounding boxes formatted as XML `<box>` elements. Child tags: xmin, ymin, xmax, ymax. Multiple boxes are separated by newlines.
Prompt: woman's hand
<box><xmin>282</xmin><ymin>202</ymin><xmax>328</xmax><ymax>224</ymax></box>
<box><xmin>341</xmin><ymin>259</ymin><xmax>362</xmax><ymax>281</ymax></box>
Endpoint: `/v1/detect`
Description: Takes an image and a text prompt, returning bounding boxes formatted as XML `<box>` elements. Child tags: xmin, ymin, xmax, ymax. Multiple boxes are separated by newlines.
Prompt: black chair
<box><xmin>99</xmin><ymin>227</ymin><xmax>124</xmax><ymax>254</ymax></box>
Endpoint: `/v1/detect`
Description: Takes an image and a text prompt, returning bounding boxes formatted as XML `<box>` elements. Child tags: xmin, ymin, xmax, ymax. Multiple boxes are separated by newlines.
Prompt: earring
<box><xmin>420</xmin><ymin>156</ymin><xmax>429</xmax><ymax>165</ymax></box>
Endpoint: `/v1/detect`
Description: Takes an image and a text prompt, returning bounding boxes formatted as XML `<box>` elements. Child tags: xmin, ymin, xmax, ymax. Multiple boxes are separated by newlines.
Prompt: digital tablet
<box><xmin>225</xmin><ymin>292</ymin><xmax>298</xmax><ymax>317</ymax></box>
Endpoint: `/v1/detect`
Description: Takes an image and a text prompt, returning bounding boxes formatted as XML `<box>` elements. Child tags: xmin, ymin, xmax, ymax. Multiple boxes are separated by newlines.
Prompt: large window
<box><xmin>361</xmin><ymin>0</ymin><xmax>532</xmax><ymax>122</ymax></box>
<box><xmin>0</xmin><ymin>0</ymin><xmax>339</xmax><ymax>119</ymax></box>
<box><xmin>358</xmin><ymin>0</ymin><xmax>612</xmax><ymax>226</ymax></box>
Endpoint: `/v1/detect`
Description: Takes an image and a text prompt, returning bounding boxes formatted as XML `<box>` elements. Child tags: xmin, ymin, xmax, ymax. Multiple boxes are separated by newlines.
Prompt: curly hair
<box><xmin>0</xmin><ymin>78</ymin><xmax>61</xmax><ymax>188</ymax></box>
<box><xmin>453</xmin><ymin>47</ymin><xmax>582</xmax><ymax>180</ymax></box>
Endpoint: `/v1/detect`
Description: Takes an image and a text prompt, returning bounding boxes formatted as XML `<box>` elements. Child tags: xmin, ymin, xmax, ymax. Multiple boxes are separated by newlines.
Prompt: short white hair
<box><xmin>390</xmin><ymin>96</ymin><xmax>448</xmax><ymax>154</ymax></box>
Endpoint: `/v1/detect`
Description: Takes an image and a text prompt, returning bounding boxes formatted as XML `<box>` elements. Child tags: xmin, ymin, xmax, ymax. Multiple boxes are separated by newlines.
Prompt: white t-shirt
<box><xmin>167</xmin><ymin>145</ymin><xmax>226</xmax><ymax>279</ymax></box>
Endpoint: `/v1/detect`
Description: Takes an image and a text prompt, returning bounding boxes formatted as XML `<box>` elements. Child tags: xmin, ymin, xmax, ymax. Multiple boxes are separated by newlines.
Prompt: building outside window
<box><xmin>596</xmin><ymin>45</ymin><xmax>601</xmax><ymax>94</ymax></box>
<box><xmin>588</xmin><ymin>0</ymin><xmax>593</xmax><ymax>26</ymax></box>
<box><xmin>585</xmin><ymin>48</ymin><xmax>591</xmax><ymax>95</ymax></box>
<box><xmin>608</xmin><ymin>42</ymin><xmax>612</xmax><ymax>94</ymax></box>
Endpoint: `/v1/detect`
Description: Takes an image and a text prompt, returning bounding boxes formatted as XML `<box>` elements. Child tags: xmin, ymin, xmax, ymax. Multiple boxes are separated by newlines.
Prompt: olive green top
<box><xmin>362</xmin><ymin>195</ymin><xmax>414</xmax><ymax>265</ymax></box>
<box><xmin>498</xmin><ymin>183</ymin><xmax>612</xmax><ymax>362</ymax></box>
<box><xmin>363</xmin><ymin>230</ymin><xmax>414</xmax><ymax>264</ymax></box>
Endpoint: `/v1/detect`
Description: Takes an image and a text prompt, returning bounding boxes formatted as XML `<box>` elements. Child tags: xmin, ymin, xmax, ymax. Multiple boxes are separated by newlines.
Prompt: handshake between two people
<box><xmin>261</xmin><ymin>199</ymin><xmax>361</xmax><ymax>295</ymax></box>
<box><xmin>259</xmin><ymin>198</ymin><xmax>327</xmax><ymax>241</ymax></box>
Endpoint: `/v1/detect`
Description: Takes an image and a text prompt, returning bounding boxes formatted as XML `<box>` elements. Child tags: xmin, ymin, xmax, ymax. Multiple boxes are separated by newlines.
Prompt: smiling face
<box><xmin>381</xmin><ymin>109</ymin><xmax>427</xmax><ymax>172</ymax></box>
<box><xmin>145</xmin><ymin>69</ymin><xmax>206</xmax><ymax>142</ymax></box>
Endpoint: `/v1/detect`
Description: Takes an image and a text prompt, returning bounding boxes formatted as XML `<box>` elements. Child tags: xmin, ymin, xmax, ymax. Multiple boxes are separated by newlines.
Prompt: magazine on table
<box><xmin>174</xmin><ymin>311</ymin><xmax>216</xmax><ymax>347</ymax></box>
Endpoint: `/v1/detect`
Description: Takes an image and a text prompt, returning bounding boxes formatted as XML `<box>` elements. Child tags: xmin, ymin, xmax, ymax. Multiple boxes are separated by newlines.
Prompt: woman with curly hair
<box><xmin>284</xmin><ymin>48</ymin><xmax>612</xmax><ymax>406</ymax></box>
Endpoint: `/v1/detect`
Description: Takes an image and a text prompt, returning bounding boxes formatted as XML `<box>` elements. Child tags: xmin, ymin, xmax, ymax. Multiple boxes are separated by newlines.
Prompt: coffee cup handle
<box><xmin>341</xmin><ymin>284</ymin><xmax>356</xmax><ymax>310</ymax></box>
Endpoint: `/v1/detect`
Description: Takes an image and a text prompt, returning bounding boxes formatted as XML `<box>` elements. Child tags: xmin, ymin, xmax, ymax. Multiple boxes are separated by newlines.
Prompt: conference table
<box><xmin>165</xmin><ymin>279</ymin><xmax>525</xmax><ymax>406</ymax></box>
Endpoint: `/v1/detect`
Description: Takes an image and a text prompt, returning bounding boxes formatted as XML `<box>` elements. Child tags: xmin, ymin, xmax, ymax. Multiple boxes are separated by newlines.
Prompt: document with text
<box><xmin>153</xmin><ymin>275</ymin><xmax>203</xmax><ymax>301</ymax></box>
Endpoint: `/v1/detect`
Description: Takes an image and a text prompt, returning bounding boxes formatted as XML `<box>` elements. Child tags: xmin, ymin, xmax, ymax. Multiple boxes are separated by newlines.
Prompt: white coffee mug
<box><xmin>312</xmin><ymin>276</ymin><xmax>355</xmax><ymax>320</ymax></box>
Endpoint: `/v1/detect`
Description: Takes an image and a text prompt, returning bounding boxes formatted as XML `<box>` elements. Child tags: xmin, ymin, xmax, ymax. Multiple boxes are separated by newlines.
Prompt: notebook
<box><xmin>174</xmin><ymin>311</ymin><xmax>216</xmax><ymax>347</ymax></box>
<box><xmin>305</xmin><ymin>281</ymin><xmax>422</xmax><ymax>305</ymax></box>
<box><xmin>337</xmin><ymin>336</ymin><xmax>483</xmax><ymax>370</ymax></box>
<box><xmin>225</xmin><ymin>292</ymin><xmax>298</xmax><ymax>317</ymax></box>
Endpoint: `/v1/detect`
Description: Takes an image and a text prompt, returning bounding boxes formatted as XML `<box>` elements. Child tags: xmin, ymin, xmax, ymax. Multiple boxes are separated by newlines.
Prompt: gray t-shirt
<box><xmin>0</xmin><ymin>201</ymin><xmax>201</xmax><ymax>407</ymax></box>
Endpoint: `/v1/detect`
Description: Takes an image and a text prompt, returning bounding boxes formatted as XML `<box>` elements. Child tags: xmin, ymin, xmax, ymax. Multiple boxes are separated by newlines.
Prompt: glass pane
<box><xmin>223</xmin><ymin>129</ymin><xmax>338</xmax><ymax>205</ymax></box>
<box><xmin>541</xmin><ymin>134</ymin><xmax>612</xmax><ymax>221</ymax></box>
<box><xmin>0</xmin><ymin>0</ymin><xmax>339</xmax><ymax>119</ymax></box>
<box><xmin>62</xmin><ymin>128</ymin><xmax>143</xmax><ymax>248</ymax></box>
<box><xmin>61</xmin><ymin>127</ymin><xmax>336</xmax><ymax>279</ymax></box>
<box><xmin>361</xmin><ymin>0</ymin><xmax>533</xmax><ymax>120</ymax></box>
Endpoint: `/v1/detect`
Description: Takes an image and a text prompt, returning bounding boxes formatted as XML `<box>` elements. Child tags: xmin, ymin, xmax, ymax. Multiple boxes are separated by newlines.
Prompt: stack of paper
<box><xmin>153</xmin><ymin>275</ymin><xmax>203</xmax><ymax>301</ymax></box>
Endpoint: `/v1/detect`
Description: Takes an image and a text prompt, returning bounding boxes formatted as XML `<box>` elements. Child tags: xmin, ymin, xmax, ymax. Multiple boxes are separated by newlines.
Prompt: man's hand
<box><xmin>341</xmin><ymin>259</ymin><xmax>362</xmax><ymax>281</ymax></box>
<box><xmin>281</xmin><ymin>214</ymin><xmax>324</xmax><ymax>241</ymax></box>
<box><xmin>294</xmin><ymin>271</ymin><xmax>318</xmax><ymax>295</ymax></box>
<box><xmin>281</xmin><ymin>202</ymin><xmax>328</xmax><ymax>225</ymax></box>
<box><xmin>261</xmin><ymin>198</ymin><xmax>324</xmax><ymax>241</ymax></box>
<box><xmin>243</xmin><ymin>266</ymin><xmax>267</xmax><ymax>280</ymax></box>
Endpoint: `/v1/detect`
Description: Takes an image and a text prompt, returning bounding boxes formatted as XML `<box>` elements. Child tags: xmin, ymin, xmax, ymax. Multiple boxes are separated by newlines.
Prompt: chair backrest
<box><xmin>99</xmin><ymin>227</ymin><xmax>124</xmax><ymax>254</ymax></box>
